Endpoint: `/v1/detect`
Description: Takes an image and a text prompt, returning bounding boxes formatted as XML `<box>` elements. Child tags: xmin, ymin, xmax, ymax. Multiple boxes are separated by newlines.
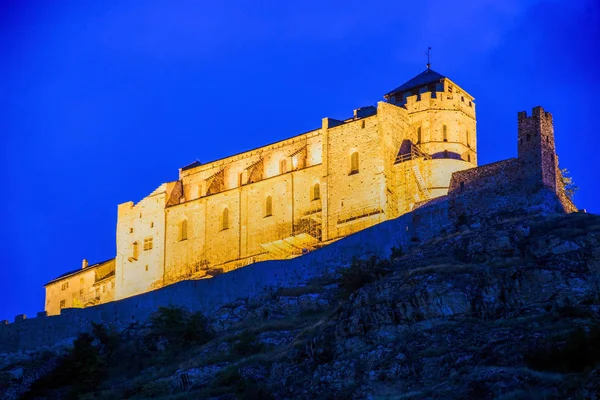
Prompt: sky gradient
<box><xmin>1</xmin><ymin>0</ymin><xmax>599</xmax><ymax>322</ymax></box>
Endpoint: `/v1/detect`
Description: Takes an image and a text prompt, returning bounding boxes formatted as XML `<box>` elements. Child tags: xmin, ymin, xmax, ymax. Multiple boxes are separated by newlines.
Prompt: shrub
<box><xmin>231</xmin><ymin>331</ymin><xmax>265</xmax><ymax>357</ymax></box>
<box><xmin>148</xmin><ymin>306</ymin><xmax>214</xmax><ymax>348</ymax></box>
<box><xmin>525</xmin><ymin>324</ymin><xmax>600</xmax><ymax>373</ymax></box>
<box><xmin>23</xmin><ymin>333</ymin><xmax>106</xmax><ymax>399</ymax></box>
<box><xmin>338</xmin><ymin>256</ymin><xmax>391</xmax><ymax>298</ymax></box>
<box><xmin>235</xmin><ymin>379</ymin><xmax>274</xmax><ymax>400</ymax></box>
<box><xmin>390</xmin><ymin>245</ymin><xmax>404</xmax><ymax>259</ymax></box>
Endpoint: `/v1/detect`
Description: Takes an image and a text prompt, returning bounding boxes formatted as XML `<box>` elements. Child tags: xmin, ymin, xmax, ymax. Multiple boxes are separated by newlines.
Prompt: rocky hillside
<box><xmin>3</xmin><ymin>211</ymin><xmax>600</xmax><ymax>399</ymax></box>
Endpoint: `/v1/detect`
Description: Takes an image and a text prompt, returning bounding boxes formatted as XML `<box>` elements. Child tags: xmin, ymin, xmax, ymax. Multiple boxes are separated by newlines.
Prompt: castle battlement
<box><xmin>518</xmin><ymin>105</ymin><xmax>553</xmax><ymax>122</ymax></box>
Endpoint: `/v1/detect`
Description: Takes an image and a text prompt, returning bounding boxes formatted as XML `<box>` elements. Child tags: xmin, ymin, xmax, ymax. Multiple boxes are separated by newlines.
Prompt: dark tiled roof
<box><xmin>44</xmin><ymin>258</ymin><xmax>115</xmax><ymax>286</ymax></box>
<box><xmin>385</xmin><ymin>69</ymin><xmax>446</xmax><ymax>97</ymax></box>
<box><xmin>181</xmin><ymin>160</ymin><xmax>202</xmax><ymax>171</ymax></box>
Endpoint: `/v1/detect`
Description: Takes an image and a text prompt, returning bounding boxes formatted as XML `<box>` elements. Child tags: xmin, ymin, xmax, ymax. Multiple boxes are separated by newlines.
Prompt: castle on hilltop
<box><xmin>42</xmin><ymin>67</ymin><xmax>572</xmax><ymax>317</ymax></box>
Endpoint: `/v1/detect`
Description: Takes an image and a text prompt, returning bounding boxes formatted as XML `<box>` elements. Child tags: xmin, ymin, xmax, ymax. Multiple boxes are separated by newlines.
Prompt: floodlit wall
<box><xmin>45</xmin><ymin>259</ymin><xmax>116</xmax><ymax>316</ymax></box>
<box><xmin>404</xmin><ymin>79</ymin><xmax>477</xmax><ymax>166</ymax></box>
<box><xmin>0</xmin><ymin>209</ymin><xmax>420</xmax><ymax>353</ymax></box>
<box><xmin>115</xmin><ymin>184</ymin><xmax>170</xmax><ymax>300</ymax></box>
<box><xmin>45</xmin><ymin>268</ymin><xmax>96</xmax><ymax>316</ymax></box>
<box><xmin>44</xmin><ymin>79</ymin><xmax>481</xmax><ymax>314</ymax></box>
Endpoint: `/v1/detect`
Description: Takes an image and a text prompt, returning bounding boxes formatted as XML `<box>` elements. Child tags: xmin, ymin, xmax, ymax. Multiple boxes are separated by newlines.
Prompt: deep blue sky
<box><xmin>1</xmin><ymin>1</ymin><xmax>598</xmax><ymax>322</ymax></box>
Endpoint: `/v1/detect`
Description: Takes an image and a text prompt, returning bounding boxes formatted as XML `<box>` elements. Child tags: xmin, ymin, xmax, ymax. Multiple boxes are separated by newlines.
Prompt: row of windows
<box><xmin>174</xmin><ymin>183</ymin><xmax>323</xmax><ymax>236</ymax></box>
<box><xmin>416</xmin><ymin>126</ymin><xmax>471</xmax><ymax>147</ymax></box>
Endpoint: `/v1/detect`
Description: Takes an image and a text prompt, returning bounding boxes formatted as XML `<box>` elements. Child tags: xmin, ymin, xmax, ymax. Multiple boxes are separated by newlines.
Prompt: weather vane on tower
<box><xmin>426</xmin><ymin>47</ymin><xmax>432</xmax><ymax>70</ymax></box>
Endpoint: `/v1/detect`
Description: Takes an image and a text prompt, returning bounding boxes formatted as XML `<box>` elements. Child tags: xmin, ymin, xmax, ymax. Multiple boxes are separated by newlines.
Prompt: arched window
<box><xmin>312</xmin><ymin>183</ymin><xmax>321</xmax><ymax>201</ymax></box>
<box><xmin>279</xmin><ymin>159</ymin><xmax>287</xmax><ymax>174</ymax></box>
<box><xmin>132</xmin><ymin>242</ymin><xmax>139</xmax><ymax>260</ymax></box>
<box><xmin>466</xmin><ymin>130</ymin><xmax>470</xmax><ymax>148</ymax></box>
<box><xmin>350</xmin><ymin>152</ymin><xmax>359</xmax><ymax>174</ymax></box>
<box><xmin>443</xmin><ymin>125</ymin><xmax>448</xmax><ymax>142</ymax></box>
<box><xmin>179</xmin><ymin>219</ymin><xmax>188</xmax><ymax>241</ymax></box>
<box><xmin>265</xmin><ymin>196</ymin><xmax>272</xmax><ymax>217</ymax></box>
<box><xmin>222</xmin><ymin>208</ymin><xmax>229</xmax><ymax>230</ymax></box>
<box><xmin>417</xmin><ymin>127</ymin><xmax>422</xmax><ymax>144</ymax></box>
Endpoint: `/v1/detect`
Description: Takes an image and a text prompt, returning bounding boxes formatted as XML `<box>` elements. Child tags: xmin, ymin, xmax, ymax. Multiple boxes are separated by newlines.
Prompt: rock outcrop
<box><xmin>3</xmin><ymin>212</ymin><xmax>600</xmax><ymax>399</ymax></box>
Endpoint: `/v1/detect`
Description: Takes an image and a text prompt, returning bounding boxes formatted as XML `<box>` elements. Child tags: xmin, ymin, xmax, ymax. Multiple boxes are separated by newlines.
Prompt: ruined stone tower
<box><xmin>517</xmin><ymin>106</ymin><xmax>558</xmax><ymax>192</ymax></box>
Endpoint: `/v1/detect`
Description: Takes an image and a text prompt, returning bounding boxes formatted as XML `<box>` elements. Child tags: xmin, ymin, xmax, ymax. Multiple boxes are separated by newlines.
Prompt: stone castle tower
<box><xmin>518</xmin><ymin>106</ymin><xmax>558</xmax><ymax>192</ymax></box>
<box><xmin>43</xmin><ymin>67</ymin><xmax>480</xmax><ymax>314</ymax></box>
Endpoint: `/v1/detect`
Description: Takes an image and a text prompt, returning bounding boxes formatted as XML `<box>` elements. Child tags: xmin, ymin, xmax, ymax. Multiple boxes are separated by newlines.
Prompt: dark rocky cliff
<box><xmin>3</xmin><ymin>211</ymin><xmax>600</xmax><ymax>399</ymax></box>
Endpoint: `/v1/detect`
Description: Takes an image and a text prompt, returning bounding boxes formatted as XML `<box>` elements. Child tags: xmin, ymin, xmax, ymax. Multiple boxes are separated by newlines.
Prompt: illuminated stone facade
<box><xmin>44</xmin><ymin>259</ymin><xmax>115</xmax><ymax>316</ymax></box>
<box><xmin>45</xmin><ymin>68</ymin><xmax>479</xmax><ymax>309</ymax></box>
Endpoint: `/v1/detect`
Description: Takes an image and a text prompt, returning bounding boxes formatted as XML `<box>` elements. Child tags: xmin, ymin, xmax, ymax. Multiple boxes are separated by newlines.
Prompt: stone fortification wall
<box><xmin>449</xmin><ymin>158</ymin><xmax>521</xmax><ymax>193</ymax></box>
<box><xmin>0</xmin><ymin>167</ymin><xmax>575</xmax><ymax>353</ymax></box>
<box><xmin>447</xmin><ymin>156</ymin><xmax>574</xmax><ymax>225</ymax></box>
<box><xmin>0</xmin><ymin>211</ymin><xmax>421</xmax><ymax>353</ymax></box>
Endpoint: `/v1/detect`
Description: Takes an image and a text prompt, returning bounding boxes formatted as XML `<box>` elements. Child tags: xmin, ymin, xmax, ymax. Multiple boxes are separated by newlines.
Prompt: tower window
<box><xmin>461</xmin><ymin>96</ymin><xmax>464</xmax><ymax>102</ymax></box>
<box><xmin>129</xmin><ymin>228</ymin><xmax>133</xmax><ymax>234</ymax></box>
<box><xmin>468</xmin><ymin>154</ymin><xmax>471</xmax><ymax>162</ymax></box>
<box><xmin>145</xmin><ymin>265</ymin><xmax>148</xmax><ymax>271</ymax></box>
<box><xmin>443</xmin><ymin>125</ymin><xmax>448</xmax><ymax>142</ymax></box>
<box><xmin>179</xmin><ymin>219</ymin><xmax>188</xmax><ymax>241</ymax></box>
<box><xmin>60</xmin><ymin>300</ymin><xmax>65</xmax><ymax>309</ymax></box>
<box><xmin>417</xmin><ymin>127</ymin><xmax>422</xmax><ymax>144</ymax></box>
<box><xmin>143</xmin><ymin>237</ymin><xmax>153</xmax><ymax>251</ymax></box>
<box><xmin>312</xmin><ymin>183</ymin><xmax>321</xmax><ymax>201</ymax></box>
<box><xmin>279</xmin><ymin>159</ymin><xmax>287</xmax><ymax>174</ymax></box>
<box><xmin>61</xmin><ymin>282</ymin><xmax>69</xmax><ymax>291</ymax></box>
<box><xmin>466</xmin><ymin>131</ymin><xmax>470</xmax><ymax>148</ymax></box>
<box><xmin>349</xmin><ymin>152</ymin><xmax>359</xmax><ymax>174</ymax></box>
<box><xmin>222</xmin><ymin>208</ymin><xmax>229</xmax><ymax>230</ymax></box>
<box><xmin>265</xmin><ymin>196</ymin><xmax>273</xmax><ymax>217</ymax></box>
<box><xmin>132</xmin><ymin>242</ymin><xmax>139</xmax><ymax>260</ymax></box>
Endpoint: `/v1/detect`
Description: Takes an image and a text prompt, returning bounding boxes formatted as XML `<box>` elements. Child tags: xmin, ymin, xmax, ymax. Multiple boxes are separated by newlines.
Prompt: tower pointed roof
<box><xmin>384</xmin><ymin>68</ymin><xmax>446</xmax><ymax>98</ymax></box>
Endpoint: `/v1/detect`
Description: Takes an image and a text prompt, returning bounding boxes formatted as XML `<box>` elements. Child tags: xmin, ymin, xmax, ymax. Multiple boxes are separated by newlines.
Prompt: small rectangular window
<box><xmin>61</xmin><ymin>282</ymin><xmax>69</xmax><ymax>290</ymax></box>
<box><xmin>143</xmin><ymin>237</ymin><xmax>153</xmax><ymax>251</ymax></box>
<box><xmin>129</xmin><ymin>228</ymin><xmax>133</xmax><ymax>233</ymax></box>
<box><xmin>60</xmin><ymin>300</ymin><xmax>66</xmax><ymax>309</ymax></box>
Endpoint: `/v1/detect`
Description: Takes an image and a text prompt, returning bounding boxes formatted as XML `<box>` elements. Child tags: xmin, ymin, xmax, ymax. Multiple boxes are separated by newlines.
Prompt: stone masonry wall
<box><xmin>0</xmin><ymin>211</ymin><xmax>419</xmax><ymax>353</ymax></box>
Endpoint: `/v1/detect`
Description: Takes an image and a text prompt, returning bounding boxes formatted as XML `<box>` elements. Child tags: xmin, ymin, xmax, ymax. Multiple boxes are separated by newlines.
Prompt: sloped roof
<box><xmin>44</xmin><ymin>258</ymin><xmax>115</xmax><ymax>286</ymax></box>
<box><xmin>181</xmin><ymin>160</ymin><xmax>202</xmax><ymax>171</ymax></box>
<box><xmin>385</xmin><ymin>69</ymin><xmax>446</xmax><ymax>97</ymax></box>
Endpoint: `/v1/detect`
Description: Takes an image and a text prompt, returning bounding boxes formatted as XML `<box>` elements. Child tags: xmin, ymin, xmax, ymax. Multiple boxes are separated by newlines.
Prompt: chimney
<box><xmin>82</xmin><ymin>259</ymin><xmax>88</xmax><ymax>269</ymax></box>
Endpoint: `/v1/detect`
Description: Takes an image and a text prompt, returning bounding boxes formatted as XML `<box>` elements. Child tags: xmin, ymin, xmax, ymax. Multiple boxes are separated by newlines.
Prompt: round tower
<box><xmin>384</xmin><ymin>68</ymin><xmax>477</xmax><ymax>198</ymax></box>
